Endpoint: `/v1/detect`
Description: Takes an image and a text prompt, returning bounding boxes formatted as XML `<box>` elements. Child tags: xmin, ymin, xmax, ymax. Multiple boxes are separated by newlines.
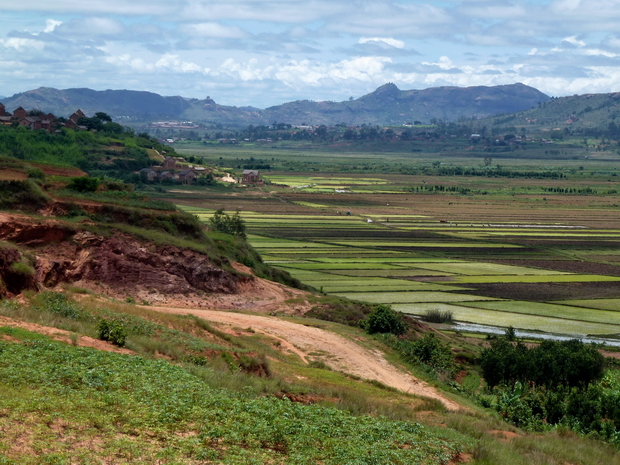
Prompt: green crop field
<box><xmin>177</xmin><ymin>155</ymin><xmax>620</xmax><ymax>341</ymax></box>
<box><xmin>326</xmin><ymin>269</ymin><xmax>455</xmax><ymax>277</ymax></box>
<box><xmin>407</xmin><ymin>262</ymin><xmax>569</xmax><ymax>276</ymax></box>
<box><xmin>333</xmin><ymin>291</ymin><xmax>500</xmax><ymax>304</ymax></box>
<box><xmin>448</xmin><ymin>274</ymin><xmax>620</xmax><ymax>284</ymax></box>
<box><xmin>463</xmin><ymin>300</ymin><xmax>620</xmax><ymax>325</ymax></box>
<box><xmin>279</xmin><ymin>263</ymin><xmax>409</xmax><ymax>270</ymax></box>
<box><xmin>319</xmin><ymin>283</ymin><xmax>469</xmax><ymax>293</ymax></box>
<box><xmin>394</xmin><ymin>303</ymin><xmax>620</xmax><ymax>336</ymax></box>
<box><xmin>553</xmin><ymin>299</ymin><xmax>620</xmax><ymax>311</ymax></box>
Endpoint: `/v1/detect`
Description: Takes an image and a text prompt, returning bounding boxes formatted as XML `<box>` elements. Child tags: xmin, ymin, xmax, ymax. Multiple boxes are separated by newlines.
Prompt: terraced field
<box><xmin>183</xmin><ymin>199</ymin><xmax>620</xmax><ymax>340</ymax></box>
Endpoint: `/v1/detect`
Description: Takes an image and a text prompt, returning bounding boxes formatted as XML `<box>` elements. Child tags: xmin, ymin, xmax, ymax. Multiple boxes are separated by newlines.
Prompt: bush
<box><xmin>363</xmin><ymin>304</ymin><xmax>407</xmax><ymax>335</ymax></box>
<box><xmin>376</xmin><ymin>332</ymin><xmax>457</xmax><ymax>376</ymax></box>
<box><xmin>0</xmin><ymin>180</ymin><xmax>50</xmax><ymax>211</ymax></box>
<box><xmin>66</xmin><ymin>176</ymin><xmax>99</xmax><ymax>193</ymax></box>
<box><xmin>209</xmin><ymin>208</ymin><xmax>246</xmax><ymax>238</ymax></box>
<box><xmin>97</xmin><ymin>319</ymin><xmax>127</xmax><ymax>347</ymax></box>
<box><xmin>9</xmin><ymin>261</ymin><xmax>35</xmax><ymax>277</ymax></box>
<box><xmin>26</xmin><ymin>167</ymin><xmax>44</xmax><ymax>179</ymax></box>
<box><xmin>36</xmin><ymin>292</ymin><xmax>84</xmax><ymax>319</ymax></box>
<box><xmin>421</xmin><ymin>309</ymin><xmax>453</xmax><ymax>324</ymax></box>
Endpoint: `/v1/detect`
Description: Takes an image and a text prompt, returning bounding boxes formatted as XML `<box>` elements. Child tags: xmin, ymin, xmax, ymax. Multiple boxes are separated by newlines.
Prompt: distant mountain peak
<box><xmin>1</xmin><ymin>82</ymin><xmax>550</xmax><ymax>126</ymax></box>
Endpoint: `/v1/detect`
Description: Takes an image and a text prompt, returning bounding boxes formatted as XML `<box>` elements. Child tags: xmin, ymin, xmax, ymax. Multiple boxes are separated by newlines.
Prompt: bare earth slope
<box><xmin>148</xmin><ymin>305</ymin><xmax>463</xmax><ymax>411</ymax></box>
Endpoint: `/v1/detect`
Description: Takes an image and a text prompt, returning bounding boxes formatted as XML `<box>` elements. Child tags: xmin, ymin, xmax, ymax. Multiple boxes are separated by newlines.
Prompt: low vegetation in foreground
<box><xmin>2</xmin><ymin>293</ymin><xmax>620</xmax><ymax>464</ymax></box>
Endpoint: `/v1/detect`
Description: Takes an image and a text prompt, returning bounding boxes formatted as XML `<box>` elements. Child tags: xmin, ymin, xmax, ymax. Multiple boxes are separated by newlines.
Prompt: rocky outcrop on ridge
<box><xmin>0</xmin><ymin>213</ymin><xmax>243</xmax><ymax>299</ymax></box>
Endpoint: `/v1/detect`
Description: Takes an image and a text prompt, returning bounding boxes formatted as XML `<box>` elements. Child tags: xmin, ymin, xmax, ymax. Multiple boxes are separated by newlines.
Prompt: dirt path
<box><xmin>147</xmin><ymin>305</ymin><xmax>464</xmax><ymax>411</ymax></box>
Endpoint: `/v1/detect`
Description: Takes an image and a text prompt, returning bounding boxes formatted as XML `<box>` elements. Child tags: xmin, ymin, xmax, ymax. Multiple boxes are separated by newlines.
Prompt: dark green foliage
<box><xmin>81</xmin><ymin>204</ymin><xmax>205</xmax><ymax>240</ymax></box>
<box><xmin>421</xmin><ymin>308</ymin><xmax>454</xmax><ymax>324</ymax></box>
<box><xmin>305</xmin><ymin>297</ymin><xmax>372</xmax><ymax>327</ymax></box>
<box><xmin>363</xmin><ymin>304</ymin><xmax>407</xmax><ymax>335</ymax></box>
<box><xmin>34</xmin><ymin>292</ymin><xmax>84</xmax><ymax>320</ymax></box>
<box><xmin>478</xmin><ymin>334</ymin><xmax>617</xmax><ymax>441</ymax></box>
<box><xmin>0</xmin><ymin>180</ymin><xmax>50</xmax><ymax>211</ymax></box>
<box><xmin>480</xmin><ymin>338</ymin><xmax>605</xmax><ymax>390</ymax></box>
<box><xmin>377</xmin><ymin>332</ymin><xmax>457</xmax><ymax>377</ymax></box>
<box><xmin>209</xmin><ymin>208</ymin><xmax>246</xmax><ymax>238</ymax></box>
<box><xmin>97</xmin><ymin>319</ymin><xmax>128</xmax><ymax>346</ymax></box>
<box><xmin>25</xmin><ymin>167</ymin><xmax>44</xmax><ymax>179</ymax></box>
<box><xmin>0</xmin><ymin>126</ymin><xmax>85</xmax><ymax>165</ymax></box>
<box><xmin>66</xmin><ymin>176</ymin><xmax>99</xmax><ymax>192</ymax></box>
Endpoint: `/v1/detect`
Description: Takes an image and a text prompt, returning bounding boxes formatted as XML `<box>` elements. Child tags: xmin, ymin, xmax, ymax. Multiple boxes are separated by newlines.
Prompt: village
<box><xmin>138</xmin><ymin>158</ymin><xmax>262</xmax><ymax>186</ymax></box>
<box><xmin>0</xmin><ymin>102</ymin><xmax>265</xmax><ymax>186</ymax></box>
<box><xmin>0</xmin><ymin>103</ymin><xmax>89</xmax><ymax>132</ymax></box>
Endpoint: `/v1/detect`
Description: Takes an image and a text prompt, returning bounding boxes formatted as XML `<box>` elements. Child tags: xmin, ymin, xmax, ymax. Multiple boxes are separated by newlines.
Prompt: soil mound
<box><xmin>0</xmin><ymin>213</ymin><xmax>244</xmax><ymax>298</ymax></box>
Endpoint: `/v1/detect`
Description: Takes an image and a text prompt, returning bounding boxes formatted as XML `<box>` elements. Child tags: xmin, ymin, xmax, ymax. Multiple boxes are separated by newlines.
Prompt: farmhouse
<box><xmin>139</xmin><ymin>168</ymin><xmax>158</xmax><ymax>182</ymax></box>
<box><xmin>242</xmin><ymin>169</ymin><xmax>261</xmax><ymax>184</ymax></box>
<box><xmin>163</xmin><ymin>156</ymin><xmax>177</xmax><ymax>169</ymax></box>
<box><xmin>178</xmin><ymin>168</ymin><xmax>198</xmax><ymax>184</ymax></box>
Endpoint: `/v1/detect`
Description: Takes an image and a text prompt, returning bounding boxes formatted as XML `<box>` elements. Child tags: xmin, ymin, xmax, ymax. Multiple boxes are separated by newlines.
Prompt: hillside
<box><xmin>1</xmin><ymin>82</ymin><xmax>549</xmax><ymax>127</ymax></box>
<box><xmin>481</xmin><ymin>91</ymin><xmax>620</xmax><ymax>135</ymax></box>
<box><xmin>262</xmin><ymin>82</ymin><xmax>549</xmax><ymax>126</ymax></box>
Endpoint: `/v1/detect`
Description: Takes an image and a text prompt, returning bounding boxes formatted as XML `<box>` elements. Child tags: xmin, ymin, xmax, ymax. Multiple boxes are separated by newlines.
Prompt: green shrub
<box><xmin>26</xmin><ymin>167</ymin><xmax>44</xmax><ymax>179</ymax></box>
<box><xmin>9</xmin><ymin>261</ymin><xmax>35</xmax><ymax>277</ymax></box>
<box><xmin>362</xmin><ymin>304</ymin><xmax>407</xmax><ymax>335</ymax></box>
<box><xmin>376</xmin><ymin>332</ymin><xmax>457</xmax><ymax>377</ymax></box>
<box><xmin>209</xmin><ymin>208</ymin><xmax>246</xmax><ymax>238</ymax></box>
<box><xmin>97</xmin><ymin>319</ymin><xmax>127</xmax><ymax>347</ymax></box>
<box><xmin>0</xmin><ymin>180</ymin><xmax>50</xmax><ymax>211</ymax></box>
<box><xmin>36</xmin><ymin>292</ymin><xmax>84</xmax><ymax>319</ymax></box>
<box><xmin>66</xmin><ymin>176</ymin><xmax>99</xmax><ymax>192</ymax></box>
<box><xmin>421</xmin><ymin>308</ymin><xmax>453</xmax><ymax>324</ymax></box>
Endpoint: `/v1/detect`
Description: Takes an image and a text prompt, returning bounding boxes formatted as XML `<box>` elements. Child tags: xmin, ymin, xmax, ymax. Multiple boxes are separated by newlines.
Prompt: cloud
<box><xmin>0</xmin><ymin>37</ymin><xmax>45</xmax><ymax>52</ymax></box>
<box><xmin>43</xmin><ymin>19</ymin><xmax>62</xmax><ymax>33</ymax></box>
<box><xmin>55</xmin><ymin>17</ymin><xmax>126</xmax><ymax>39</ymax></box>
<box><xmin>359</xmin><ymin>37</ymin><xmax>404</xmax><ymax>49</ymax></box>
<box><xmin>335</xmin><ymin>42</ymin><xmax>419</xmax><ymax>57</ymax></box>
<box><xmin>105</xmin><ymin>52</ymin><xmax>209</xmax><ymax>75</ymax></box>
<box><xmin>216</xmin><ymin>55</ymin><xmax>393</xmax><ymax>89</ymax></box>
<box><xmin>561</xmin><ymin>36</ymin><xmax>586</xmax><ymax>48</ymax></box>
<box><xmin>183</xmin><ymin>22</ymin><xmax>249</xmax><ymax>39</ymax></box>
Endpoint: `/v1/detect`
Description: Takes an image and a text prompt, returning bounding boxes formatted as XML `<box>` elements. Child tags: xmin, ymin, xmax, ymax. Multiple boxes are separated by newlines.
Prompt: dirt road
<box><xmin>148</xmin><ymin>305</ymin><xmax>464</xmax><ymax>411</ymax></box>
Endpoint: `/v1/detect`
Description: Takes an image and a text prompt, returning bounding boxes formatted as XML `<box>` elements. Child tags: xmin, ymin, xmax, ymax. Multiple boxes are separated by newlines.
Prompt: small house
<box><xmin>139</xmin><ymin>168</ymin><xmax>158</xmax><ymax>182</ymax></box>
<box><xmin>178</xmin><ymin>168</ymin><xmax>197</xmax><ymax>184</ymax></box>
<box><xmin>242</xmin><ymin>169</ymin><xmax>260</xmax><ymax>184</ymax></box>
<box><xmin>13</xmin><ymin>107</ymin><xmax>27</xmax><ymax>119</ymax></box>
<box><xmin>69</xmin><ymin>109</ymin><xmax>86</xmax><ymax>124</ymax></box>
<box><xmin>163</xmin><ymin>156</ymin><xmax>176</xmax><ymax>169</ymax></box>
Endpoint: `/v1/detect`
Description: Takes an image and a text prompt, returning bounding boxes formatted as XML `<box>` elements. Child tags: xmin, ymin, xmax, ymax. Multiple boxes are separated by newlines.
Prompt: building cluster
<box><xmin>0</xmin><ymin>103</ymin><xmax>88</xmax><ymax>132</ymax></box>
<box><xmin>139</xmin><ymin>156</ymin><xmax>210</xmax><ymax>184</ymax></box>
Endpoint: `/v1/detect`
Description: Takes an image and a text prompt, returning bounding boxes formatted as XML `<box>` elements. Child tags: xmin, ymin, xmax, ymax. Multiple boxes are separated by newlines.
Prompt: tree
<box><xmin>66</xmin><ymin>176</ymin><xmax>99</xmax><ymax>193</ymax></box>
<box><xmin>95</xmin><ymin>112</ymin><xmax>112</xmax><ymax>122</ymax></box>
<box><xmin>209</xmin><ymin>209</ymin><xmax>246</xmax><ymax>238</ymax></box>
<box><xmin>363</xmin><ymin>304</ymin><xmax>407</xmax><ymax>335</ymax></box>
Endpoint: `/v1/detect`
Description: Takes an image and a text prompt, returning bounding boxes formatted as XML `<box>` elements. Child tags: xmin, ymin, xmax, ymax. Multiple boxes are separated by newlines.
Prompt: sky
<box><xmin>2</xmin><ymin>0</ymin><xmax>620</xmax><ymax>108</ymax></box>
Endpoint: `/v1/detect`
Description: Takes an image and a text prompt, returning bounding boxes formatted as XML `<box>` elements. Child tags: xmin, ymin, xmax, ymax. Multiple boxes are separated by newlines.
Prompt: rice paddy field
<box><xmin>171</xmin><ymin>154</ymin><xmax>620</xmax><ymax>341</ymax></box>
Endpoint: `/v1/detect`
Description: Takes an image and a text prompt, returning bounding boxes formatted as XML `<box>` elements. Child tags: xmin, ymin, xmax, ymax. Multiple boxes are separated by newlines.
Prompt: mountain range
<box><xmin>1</xmin><ymin>83</ymin><xmax>550</xmax><ymax>127</ymax></box>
